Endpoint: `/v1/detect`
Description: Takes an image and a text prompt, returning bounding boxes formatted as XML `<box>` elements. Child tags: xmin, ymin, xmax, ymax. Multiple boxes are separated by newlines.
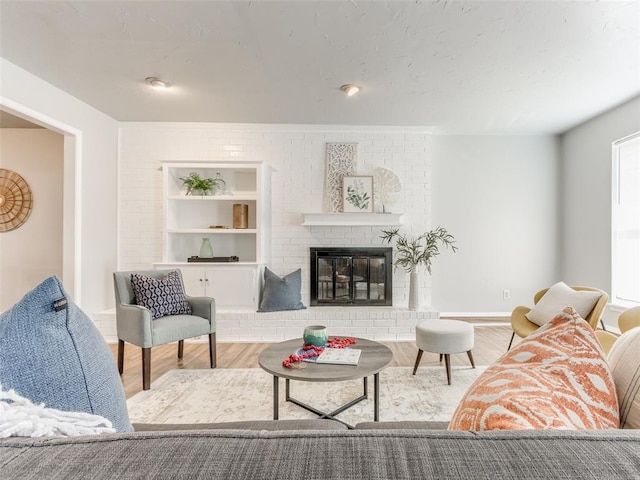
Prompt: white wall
<box><xmin>561</xmin><ymin>96</ymin><xmax>640</xmax><ymax>313</ymax></box>
<box><xmin>0</xmin><ymin>58</ymin><xmax>119</xmax><ymax>316</ymax></box>
<box><xmin>0</xmin><ymin>129</ymin><xmax>63</xmax><ymax>309</ymax></box>
<box><xmin>118</xmin><ymin>123</ymin><xmax>433</xmax><ymax>308</ymax></box>
<box><xmin>431</xmin><ymin>135</ymin><xmax>560</xmax><ymax>313</ymax></box>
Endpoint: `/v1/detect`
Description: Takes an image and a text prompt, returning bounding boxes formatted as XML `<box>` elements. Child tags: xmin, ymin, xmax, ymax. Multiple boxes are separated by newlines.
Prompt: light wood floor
<box><xmin>109</xmin><ymin>322</ymin><xmax>518</xmax><ymax>398</ymax></box>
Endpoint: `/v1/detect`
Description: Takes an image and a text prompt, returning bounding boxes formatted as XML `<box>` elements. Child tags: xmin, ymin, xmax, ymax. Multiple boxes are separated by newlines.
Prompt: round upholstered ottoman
<box><xmin>413</xmin><ymin>319</ymin><xmax>475</xmax><ymax>385</ymax></box>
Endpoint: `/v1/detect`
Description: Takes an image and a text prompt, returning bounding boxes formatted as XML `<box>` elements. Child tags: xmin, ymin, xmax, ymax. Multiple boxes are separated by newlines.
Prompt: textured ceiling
<box><xmin>0</xmin><ymin>0</ymin><xmax>638</xmax><ymax>133</ymax></box>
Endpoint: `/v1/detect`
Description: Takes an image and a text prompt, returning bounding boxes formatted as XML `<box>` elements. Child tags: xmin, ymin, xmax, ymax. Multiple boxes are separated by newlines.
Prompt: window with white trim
<box><xmin>612</xmin><ymin>132</ymin><xmax>640</xmax><ymax>306</ymax></box>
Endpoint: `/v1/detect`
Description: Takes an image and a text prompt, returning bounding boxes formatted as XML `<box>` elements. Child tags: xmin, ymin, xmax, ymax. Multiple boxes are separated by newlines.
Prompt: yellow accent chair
<box><xmin>595</xmin><ymin>306</ymin><xmax>640</xmax><ymax>355</ymax></box>
<box><xmin>508</xmin><ymin>286</ymin><xmax>608</xmax><ymax>350</ymax></box>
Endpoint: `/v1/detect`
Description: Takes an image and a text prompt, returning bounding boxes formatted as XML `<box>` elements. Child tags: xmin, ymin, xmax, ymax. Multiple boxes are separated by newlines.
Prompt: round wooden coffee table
<box><xmin>258</xmin><ymin>337</ymin><xmax>393</xmax><ymax>428</ymax></box>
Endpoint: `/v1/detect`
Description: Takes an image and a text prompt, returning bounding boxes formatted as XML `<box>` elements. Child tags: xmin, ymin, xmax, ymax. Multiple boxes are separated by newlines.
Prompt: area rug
<box><xmin>127</xmin><ymin>366</ymin><xmax>485</xmax><ymax>426</ymax></box>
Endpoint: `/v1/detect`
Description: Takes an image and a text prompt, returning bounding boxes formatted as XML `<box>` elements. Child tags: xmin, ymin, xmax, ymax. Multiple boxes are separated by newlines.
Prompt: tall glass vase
<box><xmin>408</xmin><ymin>271</ymin><xmax>423</xmax><ymax>311</ymax></box>
<box><xmin>199</xmin><ymin>238</ymin><xmax>213</xmax><ymax>258</ymax></box>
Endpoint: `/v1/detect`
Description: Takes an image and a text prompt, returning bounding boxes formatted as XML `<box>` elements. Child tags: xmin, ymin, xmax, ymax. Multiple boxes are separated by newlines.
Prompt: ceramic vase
<box><xmin>303</xmin><ymin>325</ymin><xmax>328</xmax><ymax>347</ymax></box>
<box><xmin>199</xmin><ymin>238</ymin><xmax>213</xmax><ymax>258</ymax></box>
<box><xmin>408</xmin><ymin>271</ymin><xmax>423</xmax><ymax>311</ymax></box>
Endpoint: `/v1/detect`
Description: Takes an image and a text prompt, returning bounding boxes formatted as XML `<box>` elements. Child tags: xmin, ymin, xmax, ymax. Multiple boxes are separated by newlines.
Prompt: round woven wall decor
<box><xmin>0</xmin><ymin>168</ymin><xmax>33</xmax><ymax>232</ymax></box>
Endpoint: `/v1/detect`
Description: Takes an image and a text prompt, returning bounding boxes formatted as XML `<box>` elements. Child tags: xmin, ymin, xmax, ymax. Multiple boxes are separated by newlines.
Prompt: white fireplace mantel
<box><xmin>301</xmin><ymin>213</ymin><xmax>405</xmax><ymax>226</ymax></box>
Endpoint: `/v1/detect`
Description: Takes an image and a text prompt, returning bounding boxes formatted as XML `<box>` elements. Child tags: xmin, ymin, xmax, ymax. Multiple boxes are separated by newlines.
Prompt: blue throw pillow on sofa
<box><xmin>0</xmin><ymin>276</ymin><xmax>133</xmax><ymax>433</ymax></box>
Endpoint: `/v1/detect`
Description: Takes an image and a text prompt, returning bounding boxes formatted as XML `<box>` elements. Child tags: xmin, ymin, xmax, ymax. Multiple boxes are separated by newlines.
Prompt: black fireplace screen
<box><xmin>310</xmin><ymin>247</ymin><xmax>392</xmax><ymax>306</ymax></box>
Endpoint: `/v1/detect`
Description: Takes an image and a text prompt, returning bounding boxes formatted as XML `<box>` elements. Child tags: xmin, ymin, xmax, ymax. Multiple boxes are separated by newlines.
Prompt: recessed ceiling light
<box><xmin>340</xmin><ymin>84</ymin><xmax>361</xmax><ymax>97</ymax></box>
<box><xmin>146</xmin><ymin>77</ymin><xmax>171</xmax><ymax>89</ymax></box>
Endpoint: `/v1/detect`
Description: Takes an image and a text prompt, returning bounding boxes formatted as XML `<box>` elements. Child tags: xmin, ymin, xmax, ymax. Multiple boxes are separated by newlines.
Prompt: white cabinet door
<box><xmin>206</xmin><ymin>266</ymin><xmax>259</xmax><ymax>309</ymax></box>
<box><xmin>176</xmin><ymin>265</ymin><xmax>260</xmax><ymax>309</ymax></box>
<box><xmin>180</xmin><ymin>267</ymin><xmax>209</xmax><ymax>296</ymax></box>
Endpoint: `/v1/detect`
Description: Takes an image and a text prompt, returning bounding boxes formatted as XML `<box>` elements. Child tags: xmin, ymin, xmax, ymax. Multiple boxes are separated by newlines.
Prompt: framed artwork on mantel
<box><xmin>343</xmin><ymin>176</ymin><xmax>373</xmax><ymax>213</ymax></box>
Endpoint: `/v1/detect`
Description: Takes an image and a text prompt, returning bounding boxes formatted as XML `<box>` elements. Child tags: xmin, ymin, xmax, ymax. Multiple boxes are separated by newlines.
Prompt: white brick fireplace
<box><xmin>114</xmin><ymin>123</ymin><xmax>437</xmax><ymax>342</ymax></box>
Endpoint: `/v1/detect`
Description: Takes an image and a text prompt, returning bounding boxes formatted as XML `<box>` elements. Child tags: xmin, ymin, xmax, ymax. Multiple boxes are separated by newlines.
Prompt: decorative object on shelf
<box><xmin>199</xmin><ymin>238</ymin><xmax>214</xmax><ymax>258</ymax></box>
<box><xmin>179</xmin><ymin>172</ymin><xmax>215</xmax><ymax>196</ymax></box>
<box><xmin>233</xmin><ymin>203</ymin><xmax>249</xmax><ymax>229</ymax></box>
<box><xmin>343</xmin><ymin>176</ymin><xmax>373</xmax><ymax>213</ymax></box>
<box><xmin>303</xmin><ymin>325</ymin><xmax>328</xmax><ymax>347</ymax></box>
<box><xmin>209</xmin><ymin>225</ymin><xmax>229</xmax><ymax>229</ymax></box>
<box><xmin>373</xmin><ymin>167</ymin><xmax>401</xmax><ymax>213</ymax></box>
<box><xmin>324</xmin><ymin>143</ymin><xmax>357</xmax><ymax>213</ymax></box>
<box><xmin>380</xmin><ymin>227</ymin><xmax>458</xmax><ymax>310</ymax></box>
<box><xmin>0</xmin><ymin>168</ymin><xmax>33</xmax><ymax>233</ymax></box>
<box><xmin>211</xmin><ymin>172</ymin><xmax>227</xmax><ymax>195</ymax></box>
<box><xmin>187</xmin><ymin>256</ymin><xmax>239</xmax><ymax>263</ymax></box>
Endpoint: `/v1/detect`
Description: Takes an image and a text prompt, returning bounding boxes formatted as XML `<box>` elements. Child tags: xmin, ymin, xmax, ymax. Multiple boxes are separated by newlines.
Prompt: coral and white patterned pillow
<box><xmin>449</xmin><ymin>307</ymin><xmax>619</xmax><ymax>431</ymax></box>
<box><xmin>130</xmin><ymin>271</ymin><xmax>192</xmax><ymax>320</ymax></box>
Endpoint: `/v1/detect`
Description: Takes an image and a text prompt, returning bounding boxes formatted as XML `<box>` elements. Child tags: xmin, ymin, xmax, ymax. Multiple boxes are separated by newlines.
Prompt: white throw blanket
<box><xmin>0</xmin><ymin>383</ymin><xmax>115</xmax><ymax>438</ymax></box>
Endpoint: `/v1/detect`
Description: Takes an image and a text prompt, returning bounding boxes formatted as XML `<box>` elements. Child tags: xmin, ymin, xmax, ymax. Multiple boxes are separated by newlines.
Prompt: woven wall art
<box><xmin>0</xmin><ymin>168</ymin><xmax>33</xmax><ymax>232</ymax></box>
<box><xmin>324</xmin><ymin>143</ymin><xmax>357</xmax><ymax>213</ymax></box>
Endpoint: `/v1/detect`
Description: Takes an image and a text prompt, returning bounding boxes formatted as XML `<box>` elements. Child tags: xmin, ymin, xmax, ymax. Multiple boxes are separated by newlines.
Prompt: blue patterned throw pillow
<box><xmin>131</xmin><ymin>271</ymin><xmax>192</xmax><ymax>319</ymax></box>
<box><xmin>0</xmin><ymin>276</ymin><xmax>133</xmax><ymax>432</ymax></box>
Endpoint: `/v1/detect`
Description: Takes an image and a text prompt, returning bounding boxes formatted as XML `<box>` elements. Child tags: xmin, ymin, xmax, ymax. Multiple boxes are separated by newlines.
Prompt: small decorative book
<box><xmin>316</xmin><ymin>348</ymin><xmax>361</xmax><ymax>366</ymax></box>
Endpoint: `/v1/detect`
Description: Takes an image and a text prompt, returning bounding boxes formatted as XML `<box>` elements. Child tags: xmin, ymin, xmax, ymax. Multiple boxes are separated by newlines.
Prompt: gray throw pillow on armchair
<box><xmin>0</xmin><ymin>276</ymin><xmax>133</xmax><ymax>432</ymax></box>
<box><xmin>258</xmin><ymin>267</ymin><xmax>306</xmax><ymax>312</ymax></box>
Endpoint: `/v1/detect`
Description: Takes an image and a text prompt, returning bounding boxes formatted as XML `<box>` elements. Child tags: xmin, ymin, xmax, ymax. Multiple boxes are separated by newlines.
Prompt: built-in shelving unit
<box><xmin>301</xmin><ymin>213</ymin><xmax>404</xmax><ymax>226</ymax></box>
<box><xmin>156</xmin><ymin>161</ymin><xmax>271</xmax><ymax>309</ymax></box>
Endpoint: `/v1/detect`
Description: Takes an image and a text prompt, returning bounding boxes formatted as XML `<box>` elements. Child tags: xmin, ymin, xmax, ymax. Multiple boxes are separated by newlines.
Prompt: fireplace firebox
<box><xmin>310</xmin><ymin>247</ymin><xmax>392</xmax><ymax>306</ymax></box>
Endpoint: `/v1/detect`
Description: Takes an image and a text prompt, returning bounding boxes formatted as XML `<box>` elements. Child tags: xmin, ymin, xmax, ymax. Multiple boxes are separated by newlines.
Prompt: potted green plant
<box><xmin>380</xmin><ymin>227</ymin><xmax>457</xmax><ymax>310</ymax></box>
<box><xmin>179</xmin><ymin>172</ymin><xmax>215</xmax><ymax>196</ymax></box>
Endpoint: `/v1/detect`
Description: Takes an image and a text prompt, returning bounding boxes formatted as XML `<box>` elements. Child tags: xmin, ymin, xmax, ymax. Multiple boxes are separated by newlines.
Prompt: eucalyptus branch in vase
<box><xmin>380</xmin><ymin>227</ymin><xmax>458</xmax><ymax>274</ymax></box>
<box><xmin>381</xmin><ymin>226</ymin><xmax>457</xmax><ymax>310</ymax></box>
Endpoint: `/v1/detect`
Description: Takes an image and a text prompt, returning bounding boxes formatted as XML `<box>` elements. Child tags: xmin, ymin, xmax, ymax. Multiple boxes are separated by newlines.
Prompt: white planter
<box><xmin>408</xmin><ymin>271</ymin><xmax>423</xmax><ymax>311</ymax></box>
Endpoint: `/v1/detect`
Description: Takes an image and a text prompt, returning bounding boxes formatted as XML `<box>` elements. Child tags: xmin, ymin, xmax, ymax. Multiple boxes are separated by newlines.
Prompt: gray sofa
<box><xmin>2</xmin><ymin>421</ymin><xmax>640</xmax><ymax>479</ymax></box>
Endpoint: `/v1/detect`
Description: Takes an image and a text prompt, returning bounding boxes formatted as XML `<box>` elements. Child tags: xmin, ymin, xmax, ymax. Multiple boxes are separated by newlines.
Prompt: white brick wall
<box><xmin>215</xmin><ymin>307</ymin><xmax>439</xmax><ymax>342</ymax></box>
<box><xmin>115</xmin><ymin>124</ymin><xmax>434</xmax><ymax>341</ymax></box>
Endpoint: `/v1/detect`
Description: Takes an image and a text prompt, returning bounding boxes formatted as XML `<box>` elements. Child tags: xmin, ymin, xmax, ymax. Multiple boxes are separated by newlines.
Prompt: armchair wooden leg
<box><xmin>142</xmin><ymin>347</ymin><xmax>151</xmax><ymax>391</ymax></box>
<box><xmin>412</xmin><ymin>349</ymin><xmax>424</xmax><ymax>375</ymax></box>
<box><xmin>209</xmin><ymin>333</ymin><xmax>217</xmax><ymax>368</ymax></box>
<box><xmin>117</xmin><ymin>339</ymin><xmax>125</xmax><ymax>375</ymax></box>
<box><xmin>507</xmin><ymin>332</ymin><xmax>516</xmax><ymax>351</ymax></box>
<box><xmin>178</xmin><ymin>340</ymin><xmax>184</xmax><ymax>359</ymax></box>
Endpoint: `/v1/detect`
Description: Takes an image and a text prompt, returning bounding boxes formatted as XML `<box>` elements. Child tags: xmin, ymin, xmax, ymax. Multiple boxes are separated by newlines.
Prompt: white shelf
<box><xmin>155</xmin><ymin>261</ymin><xmax>260</xmax><ymax>267</ymax></box>
<box><xmin>167</xmin><ymin>229</ymin><xmax>257</xmax><ymax>234</ymax></box>
<box><xmin>302</xmin><ymin>213</ymin><xmax>405</xmax><ymax>226</ymax></box>
<box><xmin>168</xmin><ymin>192</ymin><xmax>257</xmax><ymax>201</ymax></box>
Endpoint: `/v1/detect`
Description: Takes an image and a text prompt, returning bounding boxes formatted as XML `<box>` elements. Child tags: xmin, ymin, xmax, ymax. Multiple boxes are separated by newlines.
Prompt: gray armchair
<box><xmin>113</xmin><ymin>269</ymin><xmax>216</xmax><ymax>390</ymax></box>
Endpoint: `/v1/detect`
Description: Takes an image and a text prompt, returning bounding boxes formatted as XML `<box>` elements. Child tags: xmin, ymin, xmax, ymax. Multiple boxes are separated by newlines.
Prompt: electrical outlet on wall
<box><xmin>503</xmin><ymin>290</ymin><xmax>510</xmax><ymax>300</ymax></box>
